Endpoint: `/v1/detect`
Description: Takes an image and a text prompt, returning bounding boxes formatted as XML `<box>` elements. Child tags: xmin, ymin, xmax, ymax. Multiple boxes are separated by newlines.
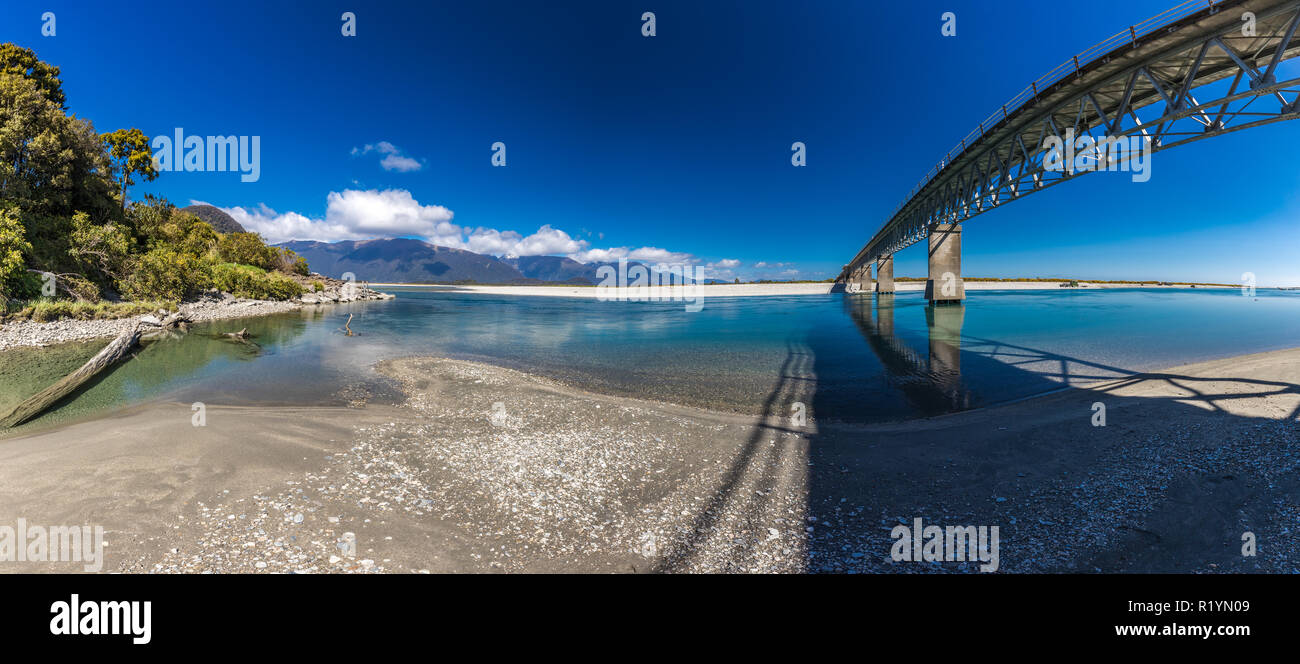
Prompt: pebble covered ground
<box><xmin>145</xmin><ymin>357</ymin><xmax>818</xmax><ymax>573</ymax></box>
<box><xmin>129</xmin><ymin>351</ymin><xmax>1300</xmax><ymax>574</ymax></box>
<box><xmin>0</xmin><ymin>293</ymin><xmax>300</xmax><ymax>351</ymax></box>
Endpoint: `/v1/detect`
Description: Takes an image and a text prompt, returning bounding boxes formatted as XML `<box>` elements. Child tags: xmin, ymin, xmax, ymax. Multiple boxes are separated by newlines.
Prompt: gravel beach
<box><xmin>1</xmin><ymin>348</ymin><xmax>1297</xmax><ymax>574</ymax></box>
<box><xmin>0</xmin><ymin>276</ymin><xmax>393</xmax><ymax>351</ymax></box>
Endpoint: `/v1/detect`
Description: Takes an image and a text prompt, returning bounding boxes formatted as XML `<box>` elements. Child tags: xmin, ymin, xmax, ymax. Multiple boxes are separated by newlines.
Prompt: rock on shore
<box><xmin>291</xmin><ymin>273</ymin><xmax>395</xmax><ymax>305</ymax></box>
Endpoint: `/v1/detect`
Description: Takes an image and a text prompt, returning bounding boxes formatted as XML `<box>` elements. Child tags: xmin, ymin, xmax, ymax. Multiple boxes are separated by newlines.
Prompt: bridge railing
<box><xmin>872</xmin><ymin>0</ymin><xmax>1229</xmax><ymax>250</ymax></box>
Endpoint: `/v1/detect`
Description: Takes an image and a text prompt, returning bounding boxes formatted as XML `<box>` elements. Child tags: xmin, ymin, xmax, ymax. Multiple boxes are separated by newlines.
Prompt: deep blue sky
<box><xmin>3</xmin><ymin>0</ymin><xmax>1298</xmax><ymax>284</ymax></box>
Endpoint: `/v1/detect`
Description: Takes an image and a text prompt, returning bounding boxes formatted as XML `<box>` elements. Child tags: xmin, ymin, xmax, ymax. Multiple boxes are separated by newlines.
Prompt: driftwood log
<box><xmin>0</xmin><ymin>322</ymin><xmax>143</xmax><ymax>428</ymax></box>
<box><xmin>0</xmin><ymin>311</ymin><xmax>192</xmax><ymax>428</ymax></box>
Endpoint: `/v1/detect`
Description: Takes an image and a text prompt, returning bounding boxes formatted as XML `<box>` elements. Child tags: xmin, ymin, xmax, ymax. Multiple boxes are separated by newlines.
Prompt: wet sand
<box><xmin>1</xmin><ymin>348</ymin><xmax>1297</xmax><ymax>573</ymax></box>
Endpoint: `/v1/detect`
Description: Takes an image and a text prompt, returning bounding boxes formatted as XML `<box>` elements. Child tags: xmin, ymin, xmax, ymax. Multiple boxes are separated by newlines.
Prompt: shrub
<box><xmin>269</xmin><ymin>247</ymin><xmax>309</xmax><ymax>276</ymax></box>
<box><xmin>165</xmin><ymin>212</ymin><xmax>220</xmax><ymax>258</ymax></box>
<box><xmin>0</xmin><ymin>206</ymin><xmax>33</xmax><ymax>300</ymax></box>
<box><xmin>206</xmin><ymin>262</ymin><xmax>303</xmax><ymax>300</ymax></box>
<box><xmin>55</xmin><ymin>272</ymin><xmax>101</xmax><ymax>302</ymax></box>
<box><xmin>312</xmin><ymin>280</ymin><xmax>324</xmax><ymax>292</ymax></box>
<box><xmin>119</xmin><ymin>248</ymin><xmax>202</xmax><ymax>302</ymax></box>
<box><xmin>5</xmin><ymin>298</ymin><xmax>174</xmax><ymax>322</ymax></box>
<box><xmin>3</xmin><ymin>270</ymin><xmax>42</xmax><ymax>301</ymax></box>
<box><xmin>217</xmin><ymin>232</ymin><xmax>275</xmax><ymax>270</ymax></box>
<box><xmin>124</xmin><ymin>195</ymin><xmax>175</xmax><ymax>246</ymax></box>
<box><xmin>68</xmin><ymin>211</ymin><xmax>130</xmax><ymax>284</ymax></box>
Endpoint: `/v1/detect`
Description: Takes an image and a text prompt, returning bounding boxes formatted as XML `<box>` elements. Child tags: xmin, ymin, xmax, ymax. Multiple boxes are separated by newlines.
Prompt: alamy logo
<box><xmin>151</xmin><ymin>128</ymin><xmax>261</xmax><ymax>182</ymax></box>
<box><xmin>1241</xmin><ymin>271</ymin><xmax>1257</xmax><ymax>297</ymax></box>
<box><xmin>0</xmin><ymin>518</ymin><xmax>104</xmax><ymax>572</ymax></box>
<box><xmin>596</xmin><ymin>258</ymin><xmax>707</xmax><ymax>312</ymax></box>
<box><xmin>890</xmin><ymin>517</ymin><xmax>1000</xmax><ymax>572</ymax></box>
<box><xmin>940</xmin><ymin>271</ymin><xmax>958</xmax><ymax>297</ymax></box>
<box><xmin>1043</xmin><ymin>128</ymin><xmax>1150</xmax><ymax>183</ymax></box>
<box><xmin>50</xmin><ymin>595</ymin><xmax>151</xmax><ymax>645</ymax></box>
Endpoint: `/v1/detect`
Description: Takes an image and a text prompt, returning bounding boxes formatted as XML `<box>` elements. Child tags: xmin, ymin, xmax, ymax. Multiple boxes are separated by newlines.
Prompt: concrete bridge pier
<box><xmin>923</xmin><ymin>223</ymin><xmax>964</xmax><ymax>305</ymax></box>
<box><xmin>876</xmin><ymin>255</ymin><xmax>894</xmax><ymax>294</ymax></box>
<box><xmin>850</xmin><ymin>263</ymin><xmax>873</xmax><ymax>294</ymax></box>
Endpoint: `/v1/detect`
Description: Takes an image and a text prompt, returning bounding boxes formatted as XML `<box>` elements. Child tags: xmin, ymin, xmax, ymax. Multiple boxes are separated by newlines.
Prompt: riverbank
<box><xmin>2</xmin><ymin>347</ymin><xmax>1296</xmax><ymax>573</ymax></box>
<box><xmin>0</xmin><ymin>277</ymin><xmax>394</xmax><ymax>351</ymax></box>
<box><xmin>373</xmin><ymin>281</ymin><xmax>1237</xmax><ymax>298</ymax></box>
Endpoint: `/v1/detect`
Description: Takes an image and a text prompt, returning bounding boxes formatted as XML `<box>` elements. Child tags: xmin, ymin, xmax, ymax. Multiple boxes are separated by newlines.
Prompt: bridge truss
<box><xmin>843</xmin><ymin>0</ymin><xmax>1300</xmax><ymax>278</ymax></box>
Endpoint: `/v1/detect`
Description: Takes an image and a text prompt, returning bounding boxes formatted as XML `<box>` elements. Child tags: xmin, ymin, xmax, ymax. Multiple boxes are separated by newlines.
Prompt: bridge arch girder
<box><xmin>843</xmin><ymin>0</ymin><xmax>1300</xmax><ymax>279</ymax></box>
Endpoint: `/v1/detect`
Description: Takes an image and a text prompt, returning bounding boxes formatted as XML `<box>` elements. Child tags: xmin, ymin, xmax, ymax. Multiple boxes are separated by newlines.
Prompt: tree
<box><xmin>69</xmin><ymin>211</ymin><xmax>130</xmax><ymax>284</ymax></box>
<box><xmin>0</xmin><ymin>45</ymin><xmax>303</xmax><ymax>309</ymax></box>
<box><xmin>0</xmin><ymin>206</ymin><xmax>33</xmax><ymax>300</ymax></box>
<box><xmin>0</xmin><ymin>68</ymin><xmax>116</xmax><ymax>231</ymax></box>
<box><xmin>0</xmin><ymin>43</ymin><xmax>65</xmax><ymax>108</ymax></box>
<box><xmin>102</xmin><ymin>128</ymin><xmax>157</xmax><ymax>211</ymax></box>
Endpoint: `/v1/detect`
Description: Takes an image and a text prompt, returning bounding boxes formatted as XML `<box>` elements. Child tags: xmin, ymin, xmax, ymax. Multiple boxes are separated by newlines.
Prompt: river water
<box><xmin>2</xmin><ymin>287</ymin><xmax>1298</xmax><ymax>435</ymax></box>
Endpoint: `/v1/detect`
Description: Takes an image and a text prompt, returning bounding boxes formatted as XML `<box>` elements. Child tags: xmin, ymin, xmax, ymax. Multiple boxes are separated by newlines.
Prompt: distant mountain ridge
<box><xmin>503</xmin><ymin>255</ymin><xmax>615</xmax><ymax>284</ymax></box>
<box><xmin>276</xmin><ymin>238</ymin><xmax>524</xmax><ymax>283</ymax></box>
<box><xmin>275</xmin><ymin>238</ymin><xmax>677</xmax><ymax>285</ymax></box>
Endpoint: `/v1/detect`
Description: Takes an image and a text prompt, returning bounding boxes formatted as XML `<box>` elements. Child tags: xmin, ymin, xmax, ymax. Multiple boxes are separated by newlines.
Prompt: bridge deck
<box><xmin>845</xmin><ymin>0</ymin><xmax>1300</xmax><ymax>277</ymax></box>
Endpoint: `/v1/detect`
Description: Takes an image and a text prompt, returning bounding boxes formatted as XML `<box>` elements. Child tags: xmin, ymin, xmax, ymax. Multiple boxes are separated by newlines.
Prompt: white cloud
<box><xmin>514</xmin><ymin>225</ymin><xmax>588</xmax><ymax>257</ymax></box>
<box><xmin>464</xmin><ymin>228</ymin><xmax>524</xmax><ymax>255</ymax></box>
<box><xmin>212</xmin><ymin>190</ymin><xmax>796</xmax><ymax>277</ymax></box>
<box><xmin>380</xmin><ymin>154</ymin><xmax>422</xmax><ymax>172</ymax></box>
<box><xmin>352</xmin><ymin>141</ymin><xmax>424</xmax><ymax>172</ymax></box>
<box><xmin>325</xmin><ymin>189</ymin><xmax>458</xmax><ymax>242</ymax></box>
<box><xmin>215</xmin><ymin>189</ymin><xmax>459</xmax><ymax>244</ymax></box>
<box><xmin>571</xmin><ymin>246</ymin><xmax>699</xmax><ymax>265</ymax></box>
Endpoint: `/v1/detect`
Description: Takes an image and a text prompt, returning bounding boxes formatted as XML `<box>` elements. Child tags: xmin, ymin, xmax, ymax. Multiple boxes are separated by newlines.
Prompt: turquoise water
<box><xmin>3</xmin><ymin>287</ymin><xmax>1299</xmax><ymax>434</ymax></box>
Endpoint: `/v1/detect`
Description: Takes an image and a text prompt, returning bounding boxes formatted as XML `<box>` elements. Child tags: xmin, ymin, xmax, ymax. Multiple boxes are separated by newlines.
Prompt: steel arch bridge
<box><xmin>840</xmin><ymin>0</ymin><xmax>1300</xmax><ymax>292</ymax></box>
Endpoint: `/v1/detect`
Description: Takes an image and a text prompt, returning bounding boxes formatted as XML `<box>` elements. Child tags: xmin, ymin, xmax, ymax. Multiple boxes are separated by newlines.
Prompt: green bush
<box><xmin>206</xmin><ymin>262</ymin><xmax>302</xmax><ymax>300</ymax></box>
<box><xmin>119</xmin><ymin>248</ymin><xmax>203</xmax><ymax>302</ymax></box>
<box><xmin>11</xmin><ymin>298</ymin><xmax>175</xmax><ymax>322</ymax></box>
<box><xmin>270</xmin><ymin>247</ymin><xmax>309</xmax><ymax>276</ymax></box>
<box><xmin>164</xmin><ymin>212</ymin><xmax>220</xmax><ymax>258</ymax></box>
<box><xmin>68</xmin><ymin>211</ymin><xmax>130</xmax><ymax>287</ymax></box>
<box><xmin>312</xmin><ymin>280</ymin><xmax>324</xmax><ymax>292</ymax></box>
<box><xmin>217</xmin><ymin>232</ymin><xmax>275</xmax><ymax>270</ymax></box>
<box><xmin>0</xmin><ymin>206</ymin><xmax>34</xmax><ymax>300</ymax></box>
<box><xmin>3</xmin><ymin>270</ymin><xmax>42</xmax><ymax>301</ymax></box>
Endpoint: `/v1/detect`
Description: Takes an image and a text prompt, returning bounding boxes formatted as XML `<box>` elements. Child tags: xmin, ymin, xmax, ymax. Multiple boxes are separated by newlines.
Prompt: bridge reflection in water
<box><xmin>844</xmin><ymin>295</ymin><xmax>972</xmax><ymax>416</ymax></box>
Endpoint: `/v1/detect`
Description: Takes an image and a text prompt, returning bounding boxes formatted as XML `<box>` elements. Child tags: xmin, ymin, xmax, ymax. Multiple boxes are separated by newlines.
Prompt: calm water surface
<box><xmin>2</xmin><ymin>287</ymin><xmax>1298</xmax><ymax>434</ymax></box>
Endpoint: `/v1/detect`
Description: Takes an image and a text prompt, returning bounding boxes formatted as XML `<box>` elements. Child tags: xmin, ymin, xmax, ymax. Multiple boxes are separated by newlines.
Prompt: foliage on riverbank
<box><xmin>0</xmin><ymin>44</ymin><xmax>306</xmax><ymax>313</ymax></box>
<box><xmin>1</xmin><ymin>298</ymin><xmax>176</xmax><ymax>322</ymax></box>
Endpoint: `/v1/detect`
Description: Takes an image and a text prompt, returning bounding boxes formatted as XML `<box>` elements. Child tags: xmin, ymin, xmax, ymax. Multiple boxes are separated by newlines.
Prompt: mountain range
<box><xmin>275</xmin><ymin>238</ymin><xmax>666</xmax><ymax>285</ymax></box>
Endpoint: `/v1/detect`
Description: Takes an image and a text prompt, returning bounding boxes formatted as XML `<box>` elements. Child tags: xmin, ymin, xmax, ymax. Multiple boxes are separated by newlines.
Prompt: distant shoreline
<box><xmin>370</xmin><ymin>281</ymin><xmax>1241</xmax><ymax>298</ymax></box>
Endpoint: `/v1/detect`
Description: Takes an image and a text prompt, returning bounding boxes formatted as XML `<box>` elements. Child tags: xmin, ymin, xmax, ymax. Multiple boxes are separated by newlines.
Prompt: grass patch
<box><xmin>3</xmin><ymin>299</ymin><xmax>177</xmax><ymax>322</ymax></box>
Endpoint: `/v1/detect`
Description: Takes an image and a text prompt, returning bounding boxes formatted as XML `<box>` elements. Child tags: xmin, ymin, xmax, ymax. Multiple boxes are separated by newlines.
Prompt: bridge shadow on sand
<box><xmin>660</xmin><ymin>292</ymin><xmax>1300</xmax><ymax>573</ymax></box>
